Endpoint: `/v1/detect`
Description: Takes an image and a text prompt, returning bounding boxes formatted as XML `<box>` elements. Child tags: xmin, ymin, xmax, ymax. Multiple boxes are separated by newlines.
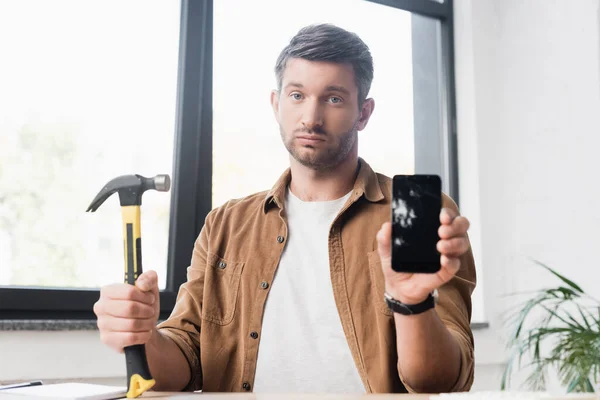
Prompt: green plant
<box><xmin>502</xmin><ymin>260</ymin><xmax>600</xmax><ymax>393</ymax></box>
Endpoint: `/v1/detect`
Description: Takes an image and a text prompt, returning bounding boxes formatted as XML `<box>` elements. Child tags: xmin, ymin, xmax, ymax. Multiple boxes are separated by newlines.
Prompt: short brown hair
<box><xmin>275</xmin><ymin>24</ymin><xmax>374</xmax><ymax>105</ymax></box>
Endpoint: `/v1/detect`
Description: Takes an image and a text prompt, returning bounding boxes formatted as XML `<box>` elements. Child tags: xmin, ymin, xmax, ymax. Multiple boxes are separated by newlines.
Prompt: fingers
<box><xmin>94</xmin><ymin>295</ymin><xmax>157</xmax><ymax>353</ymax></box>
<box><xmin>136</xmin><ymin>271</ymin><xmax>161</xmax><ymax>315</ymax></box>
<box><xmin>438</xmin><ymin>211</ymin><xmax>470</xmax><ymax>258</ymax></box>
<box><xmin>437</xmin><ymin>236</ymin><xmax>470</xmax><ymax>257</ymax></box>
<box><xmin>376</xmin><ymin>222</ymin><xmax>392</xmax><ymax>266</ymax></box>
<box><xmin>136</xmin><ymin>270</ymin><xmax>159</xmax><ymax>294</ymax></box>
<box><xmin>94</xmin><ymin>272</ymin><xmax>161</xmax><ymax>354</ymax></box>
<box><xmin>438</xmin><ymin>216</ymin><xmax>470</xmax><ymax>239</ymax></box>
<box><xmin>440</xmin><ymin>255</ymin><xmax>461</xmax><ymax>277</ymax></box>
<box><xmin>94</xmin><ymin>299</ymin><xmax>155</xmax><ymax>319</ymax></box>
<box><xmin>440</xmin><ymin>208</ymin><xmax>458</xmax><ymax>225</ymax></box>
<box><xmin>100</xmin><ymin>283</ymin><xmax>155</xmax><ymax>305</ymax></box>
<box><xmin>97</xmin><ymin>315</ymin><xmax>157</xmax><ymax>333</ymax></box>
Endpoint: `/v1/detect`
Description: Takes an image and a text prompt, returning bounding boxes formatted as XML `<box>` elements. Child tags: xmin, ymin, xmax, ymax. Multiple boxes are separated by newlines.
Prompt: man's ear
<box><xmin>357</xmin><ymin>98</ymin><xmax>375</xmax><ymax>131</ymax></box>
<box><xmin>270</xmin><ymin>90</ymin><xmax>280</xmax><ymax>119</ymax></box>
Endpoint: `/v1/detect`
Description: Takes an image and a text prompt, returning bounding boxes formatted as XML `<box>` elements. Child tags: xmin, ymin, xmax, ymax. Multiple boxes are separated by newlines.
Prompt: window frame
<box><xmin>367</xmin><ymin>0</ymin><xmax>458</xmax><ymax>199</ymax></box>
<box><xmin>0</xmin><ymin>0</ymin><xmax>458</xmax><ymax>320</ymax></box>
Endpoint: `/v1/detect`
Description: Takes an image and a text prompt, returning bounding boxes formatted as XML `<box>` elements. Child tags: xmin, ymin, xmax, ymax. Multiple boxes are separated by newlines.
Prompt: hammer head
<box><xmin>86</xmin><ymin>174</ymin><xmax>170</xmax><ymax>212</ymax></box>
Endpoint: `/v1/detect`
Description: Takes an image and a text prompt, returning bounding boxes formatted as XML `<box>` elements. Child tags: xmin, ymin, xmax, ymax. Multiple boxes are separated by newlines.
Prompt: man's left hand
<box><xmin>376</xmin><ymin>208</ymin><xmax>471</xmax><ymax>305</ymax></box>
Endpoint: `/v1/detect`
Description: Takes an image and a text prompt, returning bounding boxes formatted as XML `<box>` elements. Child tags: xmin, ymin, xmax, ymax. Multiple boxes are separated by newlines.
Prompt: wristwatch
<box><xmin>384</xmin><ymin>289</ymin><xmax>439</xmax><ymax>315</ymax></box>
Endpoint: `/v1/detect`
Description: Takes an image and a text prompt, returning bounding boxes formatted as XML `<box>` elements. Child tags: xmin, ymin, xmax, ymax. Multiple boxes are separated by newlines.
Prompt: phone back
<box><xmin>391</xmin><ymin>174</ymin><xmax>442</xmax><ymax>273</ymax></box>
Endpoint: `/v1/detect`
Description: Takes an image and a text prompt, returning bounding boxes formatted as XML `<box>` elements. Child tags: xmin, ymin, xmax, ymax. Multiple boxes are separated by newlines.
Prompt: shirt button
<box><xmin>217</xmin><ymin>261</ymin><xmax>226</xmax><ymax>269</ymax></box>
<box><xmin>250</xmin><ymin>331</ymin><xmax>259</xmax><ymax>339</ymax></box>
<box><xmin>242</xmin><ymin>382</ymin><xmax>251</xmax><ymax>391</ymax></box>
<box><xmin>276</xmin><ymin>235</ymin><xmax>284</xmax><ymax>243</ymax></box>
<box><xmin>260</xmin><ymin>281</ymin><xmax>269</xmax><ymax>289</ymax></box>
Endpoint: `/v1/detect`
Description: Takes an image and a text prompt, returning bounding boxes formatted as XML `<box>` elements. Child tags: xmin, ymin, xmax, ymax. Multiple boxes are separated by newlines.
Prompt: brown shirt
<box><xmin>157</xmin><ymin>159</ymin><xmax>476</xmax><ymax>393</ymax></box>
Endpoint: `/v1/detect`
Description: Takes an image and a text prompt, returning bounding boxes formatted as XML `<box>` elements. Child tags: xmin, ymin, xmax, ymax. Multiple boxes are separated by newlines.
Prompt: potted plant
<box><xmin>501</xmin><ymin>261</ymin><xmax>600</xmax><ymax>392</ymax></box>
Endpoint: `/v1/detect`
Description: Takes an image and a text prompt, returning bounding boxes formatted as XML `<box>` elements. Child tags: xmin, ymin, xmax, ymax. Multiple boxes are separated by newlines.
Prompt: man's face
<box><xmin>271</xmin><ymin>58</ymin><xmax>373</xmax><ymax>171</ymax></box>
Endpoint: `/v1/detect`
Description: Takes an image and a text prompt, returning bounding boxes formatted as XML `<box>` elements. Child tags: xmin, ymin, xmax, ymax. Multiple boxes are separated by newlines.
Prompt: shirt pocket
<box><xmin>367</xmin><ymin>250</ymin><xmax>393</xmax><ymax>317</ymax></box>
<box><xmin>201</xmin><ymin>252</ymin><xmax>245</xmax><ymax>325</ymax></box>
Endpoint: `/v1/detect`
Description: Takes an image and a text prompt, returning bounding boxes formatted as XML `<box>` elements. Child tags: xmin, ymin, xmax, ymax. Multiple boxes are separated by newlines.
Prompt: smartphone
<box><xmin>391</xmin><ymin>174</ymin><xmax>442</xmax><ymax>273</ymax></box>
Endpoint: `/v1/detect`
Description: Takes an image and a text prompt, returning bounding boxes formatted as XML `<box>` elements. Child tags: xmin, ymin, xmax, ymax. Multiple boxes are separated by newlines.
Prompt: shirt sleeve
<box><xmin>156</xmin><ymin>212</ymin><xmax>214</xmax><ymax>392</ymax></box>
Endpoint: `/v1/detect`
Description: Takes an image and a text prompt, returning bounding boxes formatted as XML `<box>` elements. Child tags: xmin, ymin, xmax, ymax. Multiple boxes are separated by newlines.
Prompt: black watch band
<box><xmin>384</xmin><ymin>289</ymin><xmax>438</xmax><ymax>315</ymax></box>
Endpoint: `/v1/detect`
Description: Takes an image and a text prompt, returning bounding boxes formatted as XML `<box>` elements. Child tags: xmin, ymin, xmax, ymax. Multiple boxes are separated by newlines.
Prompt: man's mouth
<box><xmin>296</xmin><ymin>135</ymin><xmax>325</xmax><ymax>144</ymax></box>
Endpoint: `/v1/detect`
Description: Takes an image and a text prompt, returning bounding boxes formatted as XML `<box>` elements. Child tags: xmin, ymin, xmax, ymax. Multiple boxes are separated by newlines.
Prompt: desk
<box><xmin>141</xmin><ymin>395</ymin><xmax>430</xmax><ymax>400</ymax></box>
<box><xmin>138</xmin><ymin>394</ymin><xmax>600</xmax><ymax>400</ymax></box>
<box><xmin>1</xmin><ymin>392</ymin><xmax>598</xmax><ymax>399</ymax></box>
<box><xmin>0</xmin><ymin>394</ymin><xmax>429</xmax><ymax>400</ymax></box>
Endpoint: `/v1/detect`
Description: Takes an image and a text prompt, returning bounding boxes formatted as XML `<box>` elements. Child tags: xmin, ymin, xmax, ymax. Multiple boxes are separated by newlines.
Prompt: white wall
<box><xmin>455</xmin><ymin>0</ymin><xmax>600</xmax><ymax>392</ymax></box>
<box><xmin>0</xmin><ymin>331</ymin><xmax>123</xmax><ymax>382</ymax></box>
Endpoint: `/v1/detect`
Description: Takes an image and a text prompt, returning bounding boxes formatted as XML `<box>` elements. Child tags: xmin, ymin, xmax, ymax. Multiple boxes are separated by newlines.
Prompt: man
<box><xmin>94</xmin><ymin>23</ymin><xmax>476</xmax><ymax>394</ymax></box>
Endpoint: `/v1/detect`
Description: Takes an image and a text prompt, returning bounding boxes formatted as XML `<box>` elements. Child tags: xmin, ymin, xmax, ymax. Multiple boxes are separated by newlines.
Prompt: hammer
<box><xmin>87</xmin><ymin>174</ymin><xmax>170</xmax><ymax>398</ymax></box>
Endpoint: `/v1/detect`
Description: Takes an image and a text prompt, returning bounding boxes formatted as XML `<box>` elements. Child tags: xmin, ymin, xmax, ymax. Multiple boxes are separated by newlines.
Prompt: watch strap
<box><xmin>384</xmin><ymin>290</ymin><xmax>437</xmax><ymax>315</ymax></box>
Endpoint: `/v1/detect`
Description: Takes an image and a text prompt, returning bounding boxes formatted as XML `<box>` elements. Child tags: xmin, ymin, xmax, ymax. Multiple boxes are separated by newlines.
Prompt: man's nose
<box><xmin>301</xmin><ymin>100</ymin><xmax>324</xmax><ymax>131</ymax></box>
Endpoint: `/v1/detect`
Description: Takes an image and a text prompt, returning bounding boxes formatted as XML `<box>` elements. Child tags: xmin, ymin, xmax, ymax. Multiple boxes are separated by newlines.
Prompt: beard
<box><xmin>280</xmin><ymin>120</ymin><xmax>359</xmax><ymax>171</ymax></box>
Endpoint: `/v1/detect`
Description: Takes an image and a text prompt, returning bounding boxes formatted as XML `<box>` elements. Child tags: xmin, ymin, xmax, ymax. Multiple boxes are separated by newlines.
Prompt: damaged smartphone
<box><xmin>391</xmin><ymin>174</ymin><xmax>442</xmax><ymax>273</ymax></box>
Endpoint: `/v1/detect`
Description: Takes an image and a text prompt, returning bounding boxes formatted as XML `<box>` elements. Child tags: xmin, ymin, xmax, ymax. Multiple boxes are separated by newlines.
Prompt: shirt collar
<box><xmin>262</xmin><ymin>158</ymin><xmax>385</xmax><ymax>213</ymax></box>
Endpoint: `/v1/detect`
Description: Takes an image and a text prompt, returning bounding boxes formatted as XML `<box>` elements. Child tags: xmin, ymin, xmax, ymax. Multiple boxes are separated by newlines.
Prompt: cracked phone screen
<box><xmin>391</xmin><ymin>175</ymin><xmax>442</xmax><ymax>273</ymax></box>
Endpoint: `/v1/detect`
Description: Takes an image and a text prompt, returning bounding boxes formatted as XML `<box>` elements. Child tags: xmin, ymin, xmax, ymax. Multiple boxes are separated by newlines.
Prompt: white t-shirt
<box><xmin>253</xmin><ymin>188</ymin><xmax>364</xmax><ymax>393</ymax></box>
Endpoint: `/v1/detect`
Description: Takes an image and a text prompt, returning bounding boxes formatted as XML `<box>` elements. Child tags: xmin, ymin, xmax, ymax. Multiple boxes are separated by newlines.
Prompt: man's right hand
<box><xmin>94</xmin><ymin>270</ymin><xmax>160</xmax><ymax>353</ymax></box>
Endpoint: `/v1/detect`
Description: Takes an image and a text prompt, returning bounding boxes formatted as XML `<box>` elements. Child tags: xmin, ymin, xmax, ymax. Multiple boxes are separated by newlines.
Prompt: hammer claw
<box><xmin>86</xmin><ymin>174</ymin><xmax>170</xmax><ymax>211</ymax></box>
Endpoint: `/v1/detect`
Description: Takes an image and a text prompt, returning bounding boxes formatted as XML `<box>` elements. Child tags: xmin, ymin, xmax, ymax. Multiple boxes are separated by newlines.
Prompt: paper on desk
<box><xmin>431</xmin><ymin>392</ymin><xmax>598</xmax><ymax>400</ymax></box>
<box><xmin>0</xmin><ymin>382</ymin><xmax>127</xmax><ymax>400</ymax></box>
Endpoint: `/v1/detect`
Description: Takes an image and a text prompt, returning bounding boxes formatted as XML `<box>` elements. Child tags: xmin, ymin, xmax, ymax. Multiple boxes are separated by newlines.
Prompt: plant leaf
<box><xmin>503</xmin><ymin>260</ymin><xmax>600</xmax><ymax>393</ymax></box>
<box><xmin>501</xmin><ymin>351</ymin><xmax>515</xmax><ymax>390</ymax></box>
<box><xmin>576</xmin><ymin>305</ymin><xmax>592</xmax><ymax>331</ymax></box>
<box><xmin>530</xmin><ymin>259</ymin><xmax>585</xmax><ymax>293</ymax></box>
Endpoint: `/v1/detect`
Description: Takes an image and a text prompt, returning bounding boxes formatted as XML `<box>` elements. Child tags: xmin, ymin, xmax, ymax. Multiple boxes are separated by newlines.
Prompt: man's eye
<box><xmin>329</xmin><ymin>96</ymin><xmax>342</xmax><ymax>104</ymax></box>
<box><xmin>291</xmin><ymin>93</ymin><xmax>302</xmax><ymax>100</ymax></box>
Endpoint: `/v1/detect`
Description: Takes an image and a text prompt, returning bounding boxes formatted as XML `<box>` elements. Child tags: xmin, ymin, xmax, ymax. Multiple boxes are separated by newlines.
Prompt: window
<box><xmin>1</xmin><ymin>0</ymin><xmax>480</xmax><ymax>323</ymax></box>
<box><xmin>0</xmin><ymin>0</ymin><xmax>184</xmax><ymax>318</ymax></box>
<box><xmin>0</xmin><ymin>0</ymin><xmax>179</xmax><ymax>289</ymax></box>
